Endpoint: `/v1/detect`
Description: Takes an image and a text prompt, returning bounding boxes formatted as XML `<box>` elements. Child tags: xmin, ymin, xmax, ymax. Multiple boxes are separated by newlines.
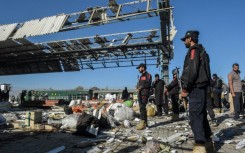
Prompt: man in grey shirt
<box><xmin>228</xmin><ymin>63</ymin><xmax>243</xmax><ymax>120</ymax></box>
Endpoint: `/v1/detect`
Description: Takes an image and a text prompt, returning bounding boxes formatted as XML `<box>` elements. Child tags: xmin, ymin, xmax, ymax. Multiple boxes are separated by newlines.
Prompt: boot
<box><xmin>136</xmin><ymin>120</ymin><xmax>146</xmax><ymax>130</ymax></box>
<box><xmin>205</xmin><ymin>139</ymin><xmax>215</xmax><ymax>153</ymax></box>
<box><xmin>171</xmin><ymin>113</ymin><xmax>179</xmax><ymax>122</ymax></box>
<box><xmin>192</xmin><ymin>144</ymin><xmax>207</xmax><ymax>153</ymax></box>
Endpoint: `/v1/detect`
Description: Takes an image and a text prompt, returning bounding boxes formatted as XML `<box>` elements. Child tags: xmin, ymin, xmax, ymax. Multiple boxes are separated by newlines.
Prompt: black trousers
<box><xmin>171</xmin><ymin>94</ymin><xmax>179</xmax><ymax>114</ymax></box>
<box><xmin>189</xmin><ymin>87</ymin><xmax>212</xmax><ymax>144</ymax></box>
<box><xmin>206</xmin><ymin>93</ymin><xmax>215</xmax><ymax>120</ymax></box>
<box><xmin>233</xmin><ymin>92</ymin><xmax>243</xmax><ymax>119</ymax></box>
<box><xmin>156</xmin><ymin>105</ymin><xmax>163</xmax><ymax>116</ymax></box>
<box><xmin>138</xmin><ymin>90</ymin><xmax>149</xmax><ymax>123</ymax></box>
<box><xmin>163</xmin><ymin>95</ymin><xmax>169</xmax><ymax>115</ymax></box>
<box><xmin>213</xmin><ymin>91</ymin><xmax>222</xmax><ymax>109</ymax></box>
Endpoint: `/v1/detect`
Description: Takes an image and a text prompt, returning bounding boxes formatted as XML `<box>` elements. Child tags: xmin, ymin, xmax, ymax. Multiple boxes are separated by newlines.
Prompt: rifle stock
<box><xmin>175</xmin><ymin>67</ymin><xmax>189</xmax><ymax>111</ymax></box>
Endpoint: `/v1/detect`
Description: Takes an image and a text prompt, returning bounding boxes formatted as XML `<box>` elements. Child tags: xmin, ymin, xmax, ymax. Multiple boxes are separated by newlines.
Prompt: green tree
<box><xmin>75</xmin><ymin>86</ymin><xmax>84</xmax><ymax>90</ymax></box>
<box><xmin>90</xmin><ymin>86</ymin><xmax>100</xmax><ymax>90</ymax></box>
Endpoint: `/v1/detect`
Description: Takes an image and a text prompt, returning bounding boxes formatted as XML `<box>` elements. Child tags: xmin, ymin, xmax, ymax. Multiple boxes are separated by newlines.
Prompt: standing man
<box><xmin>206</xmin><ymin>84</ymin><xmax>218</xmax><ymax>126</ymax></box>
<box><xmin>136</xmin><ymin>63</ymin><xmax>152</xmax><ymax>130</ymax></box>
<box><xmin>165</xmin><ymin>69</ymin><xmax>180</xmax><ymax>121</ymax></box>
<box><xmin>152</xmin><ymin>74</ymin><xmax>165</xmax><ymax>116</ymax></box>
<box><xmin>242</xmin><ymin>80</ymin><xmax>245</xmax><ymax>108</ymax></box>
<box><xmin>122</xmin><ymin>87</ymin><xmax>129</xmax><ymax>100</ymax></box>
<box><xmin>180</xmin><ymin>30</ymin><xmax>214</xmax><ymax>153</ymax></box>
<box><xmin>211</xmin><ymin>73</ymin><xmax>223</xmax><ymax>113</ymax></box>
<box><xmin>228</xmin><ymin>63</ymin><xmax>243</xmax><ymax>120</ymax></box>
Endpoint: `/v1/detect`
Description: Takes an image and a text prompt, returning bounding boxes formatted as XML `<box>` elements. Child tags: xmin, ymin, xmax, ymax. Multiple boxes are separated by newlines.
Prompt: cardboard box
<box><xmin>25</xmin><ymin>111</ymin><xmax>42</xmax><ymax>128</ymax></box>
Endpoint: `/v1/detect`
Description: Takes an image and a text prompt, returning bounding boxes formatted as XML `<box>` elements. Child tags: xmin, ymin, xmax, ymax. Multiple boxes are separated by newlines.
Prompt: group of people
<box><xmin>135</xmin><ymin>30</ymin><xmax>244</xmax><ymax>153</ymax></box>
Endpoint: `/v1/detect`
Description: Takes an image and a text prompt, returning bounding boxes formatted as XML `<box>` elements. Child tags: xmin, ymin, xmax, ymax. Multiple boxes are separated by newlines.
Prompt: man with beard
<box><xmin>180</xmin><ymin>30</ymin><xmax>214</xmax><ymax>153</ymax></box>
<box><xmin>152</xmin><ymin>74</ymin><xmax>165</xmax><ymax>116</ymax></box>
<box><xmin>136</xmin><ymin>63</ymin><xmax>152</xmax><ymax>130</ymax></box>
<box><xmin>228</xmin><ymin>63</ymin><xmax>243</xmax><ymax>120</ymax></box>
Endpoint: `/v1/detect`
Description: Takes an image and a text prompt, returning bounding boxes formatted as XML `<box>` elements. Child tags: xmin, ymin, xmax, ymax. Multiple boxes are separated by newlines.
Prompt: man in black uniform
<box><xmin>165</xmin><ymin>69</ymin><xmax>180</xmax><ymax>121</ymax></box>
<box><xmin>206</xmin><ymin>83</ymin><xmax>218</xmax><ymax>126</ymax></box>
<box><xmin>152</xmin><ymin>74</ymin><xmax>165</xmax><ymax>116</ymax></box>
<box><xmin>211</xmin><ymin>73</ymin><xmax>223</xmax><ymax>113</ymax></box>
<box><xmin>180</xmin><ymin>31</ymin><xmax>214</xmax><ymax>153</ymax></box>
<box><xmin>136</xmin><ymin>63</ymin><xmax>152</xmax><ymax>130</ymax></box>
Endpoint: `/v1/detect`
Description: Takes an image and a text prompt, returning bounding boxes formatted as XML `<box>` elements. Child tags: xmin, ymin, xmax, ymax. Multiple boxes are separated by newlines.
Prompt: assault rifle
<box><xmin>175</xmin><ymin>67</ymin><xmax>189</xmax><ymax>114</ymax></box>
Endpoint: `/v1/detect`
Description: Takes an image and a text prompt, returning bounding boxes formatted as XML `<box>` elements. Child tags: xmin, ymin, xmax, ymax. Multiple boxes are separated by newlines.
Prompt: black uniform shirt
<box><xmin>166</xmin><ymin>78</ymin><xmax>180</xmax><ymax>95</ymax></box>
<box><xmin>181</xmin><ymin>44</ymin><xmax>202</xmax><ymax>91</ymax></box>
<box><xmin>138</xmin><ymin>71</ymin><xmax>152</xmax><ymax>90</ymax></box>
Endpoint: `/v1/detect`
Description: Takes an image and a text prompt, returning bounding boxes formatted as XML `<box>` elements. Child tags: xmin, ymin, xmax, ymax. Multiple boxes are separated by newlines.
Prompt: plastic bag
<box><xmin>236</xmin><ymin>139</ymin><xmax>245</xmax><ymax>149</ymax></box>
<box><xmin>124</xmin><ymin>100</ymin><xmax>133</xmax><ymax>107</ymax></box>
<box><xmin>69</xmin><ymin>100</ymin><xmax>76</xmax><ymax>107</ymax></box>
<box><xmin>144</xmin><ymin>139</ymin><xmax>160</xmax><ymax>153</ymax></box>
<box><xmin>123</xmin><ymin>120</ymin><xmax>131</xmax><ymax>128</ymax></box>
<box><xmin>61</xmin><ymin>114</ymin><xmax>81</xmax><ymax>129</ymax></box>
<box><xmin>114</xmin><ymin>106</ymin><xmax>134</xmax><ymax>121</ymax></box>
<box><xmin>106</xmin><ymin>103</ymin><xmax>124</xmax><ymax>117</ymax></box>
<box><xmin>108</xmin><ymin>103</ymin><xmax>124</xmax><ymax>111</ymax></box>
<box><xmin>76</xmin><ymin>99</ymin><xmax>82</xmax><ymax>105</ymax></box>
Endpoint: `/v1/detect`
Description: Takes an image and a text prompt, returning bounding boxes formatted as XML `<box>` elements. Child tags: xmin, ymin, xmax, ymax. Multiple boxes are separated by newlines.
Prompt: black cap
<box><xmin>155</xmin><ymin>74</ymin><xmax>159</xmax><ymax>78</ymax></box>
<box><xmin>212</xmin><ymin>73</ymin><xmax>217</xmax><ymax>77</ymax></box>
<box><xmin>172</xmin><ymin>69</ymin><xmax>178</xmax><ymax>75</ymax></box>
<box><xmin>181</xmin><ymin>30</ymin><xmax>199</xmax><ymax>41</ymax></box>
<box><xmin>136</xmin><ymin>63</ymin><xmax>146</xmax><ymax>69</ymax></box>
<box><xmin>233</xmin><ymin>63</ymin><xmax>239</xmax><ymax>67</ymax></box>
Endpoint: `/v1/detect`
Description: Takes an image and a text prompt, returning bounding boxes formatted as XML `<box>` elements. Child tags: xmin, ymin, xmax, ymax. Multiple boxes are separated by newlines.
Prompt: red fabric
<box><xmin>141</xmin><ymin>76</ymin><xmax>146</xmax><ymax>80</ymax></box>
<box><xmin>190</xmin><ymin>49</ymin><xmax>195</xmax><ymax>60</ymax></box>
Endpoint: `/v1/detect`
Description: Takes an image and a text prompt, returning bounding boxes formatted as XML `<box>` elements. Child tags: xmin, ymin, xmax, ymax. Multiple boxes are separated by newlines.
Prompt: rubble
<box><xmin>46</xmin><ymin>146</ymin><xmax>65</xmax><ymax>153</ymax></box>
<box><xmin>0</xmin><ymin>114</ymin><xmax>6</xmax><ymax>125</ymax></box>
<box><xmin>0</xmin><ymin>102</ymin><xmax>12</xmax><ymax>112</ymax></box>
<box><xmin>75</xmin><ymin>139</ymin><xmax>107</xmax><ymax>148</ymax></box>
<box><xmin>1</xmin><ymin>100</ymin><xmax>245</xmax><ymax>153</ymax></box>
<box><xmin>236</xmin><ymin>139</ymin><xmax>245</xmax><ymax>150</ymax></box>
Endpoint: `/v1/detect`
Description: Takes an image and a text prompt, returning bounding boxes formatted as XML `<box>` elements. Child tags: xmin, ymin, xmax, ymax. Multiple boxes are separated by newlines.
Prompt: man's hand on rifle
<box><xmin>164</xmin><ymin>87</ymin><xmax>168</xmax><ymax>95</ymax></box>
<box><xmin>137</xmin><ymin>86</ymin><xmax>142</xmax><ymax>93</ymax></box>
<box><xmin>181</xmin><ymin>90</ymin><xmax>188</xmax><ymax>98</ymax></box>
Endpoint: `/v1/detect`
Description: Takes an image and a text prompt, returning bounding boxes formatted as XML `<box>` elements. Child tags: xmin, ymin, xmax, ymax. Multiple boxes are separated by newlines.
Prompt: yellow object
<box><xmin>133</xmin><ymin>106</ymin><xmax>139</xmax><ymax>112</ymax></box>
<box><xmin>136</xmin><ymin>120</ymin><xmax>146</xmax><ymax>130</ymax></box>
<box><xmin>192</xmin><ymin>144</ymin><xmax>207</xmax><ymax>153</ymax></box>
<box><xmin>146</xmin><ymin>103</ymin><xmax>156</xmax><ymax>117</ymax></box>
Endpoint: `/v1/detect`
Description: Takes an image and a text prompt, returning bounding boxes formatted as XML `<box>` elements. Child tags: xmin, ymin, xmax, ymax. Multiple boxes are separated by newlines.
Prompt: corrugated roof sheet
<box><xmin>0</xmin><ymin>23</ymin><xmax>18</xmax><ymax>41</ymax></box>
<box><xmin>13</xmin><ymin>15</ymin><xmax>67</xmax><ymax>39</ymax></box>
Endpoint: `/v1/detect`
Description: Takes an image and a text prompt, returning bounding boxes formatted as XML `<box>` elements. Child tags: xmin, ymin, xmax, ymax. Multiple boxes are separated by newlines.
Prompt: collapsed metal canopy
<box><xmin>0</xmin><ymin>29</ymin><xmax>166</xmax><ymax>75</ymax></box>
<box><xmin>0</xmin><ymin>0</ymin><xmax>174</xmax><ymax>79</ymax></box>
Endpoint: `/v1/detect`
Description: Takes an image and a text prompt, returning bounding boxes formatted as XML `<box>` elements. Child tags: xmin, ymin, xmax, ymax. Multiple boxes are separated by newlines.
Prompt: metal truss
<box><xmin>0</xmin><ymin>0</ymin><xmax>174</xmax><ymax>78</ymax></box>
<box><xmin>62</xmin><ymin>0</ymin><xmax>172</xmax><ymax>31</ymax></box>
<box><xmin>0</xmin><ymin>29</ymin><xmax>165</xmax><ymax>74</ymax></box>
